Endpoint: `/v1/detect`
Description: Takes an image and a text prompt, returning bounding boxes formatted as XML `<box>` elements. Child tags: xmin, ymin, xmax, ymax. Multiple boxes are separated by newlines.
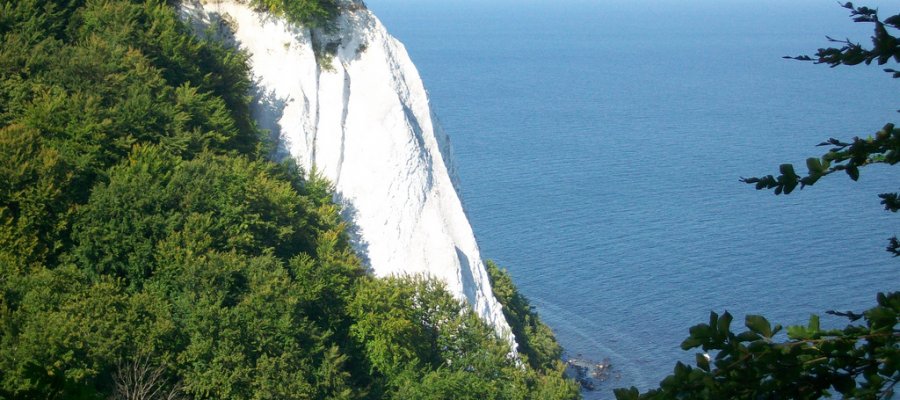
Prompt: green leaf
<box><xmin>787</xmin><ymin>318</ymin><xmax>818</xmax><ymax>340</ymax></box>
<box><xmin>681</xmin><ymin>336</ymin><xmax>704</xmax><ymax>350</ymax></box>
<box><xmin>688</xmin><ymin>323</ymin><xmax>712</xmax><ymax>339</ymax></box>
<box><xmin>736</xmin><ymin>331</ymin><xmax>761</xmax><ymax>342</ymax></box>
<box><xmin>847</xmin><ymin>164</ymin><xmax>860</xmax><ymax>181</ymax></box>
<box><xmin>695</xmin><ymin>353</ymin><xmax>710</xmax><ymax>372</ymax></box>
<box><xmin>833</xmin><ymin>373</ymin><xmax>856</xmax><ymax>394</ymax></box>
<box><xmin>780</xmin><ymin>163</ymin><xmax>797</xmax><ymax>178</ymax></box>
<box><xmin>808</xmin><ymin>314</ymin><xmax>820</xmax><ymax>333</ymax></box>
<box><xmin>806</xmin><ymin>157</ymin><xmax>823</xmax><ymax>174</ymax></box>
<box><xmin>866</xmin><ymin>306</ymin><xmax>896</xmax><ymax>331</ymax></box>
<box><xmin>717</xmin><ymin>311</ymin><xmax>733</xmax><ymax>339</ymax></box>
<box><xmin>684</xmin><ymin>322</ymin><xmax>714</xmax><ymax>349</ymax></box>
<box><xmin>783</xmin><ymin>179</ymin><xmax>798</xmax><ymax>194</ymax></box>
<box><xmin>674</xmin><ymin>362</ymin><xmax>690</xmax><ymax>377</ymax></box>
<box><xmin>613</xmin><ymin>387</ymin><xmax>640</xmax><ymax>400</ymax></box>
<box><xmin>772</xmin><ymin>324</ymin><xmax>783</xmax><ymax>336</ymax></box>
<box><xmin>786</xmin><ymin>325</ymin><xmax>809</xmax><ymax>340</ymax></box>
<box><xmin>708</xmin><ymin>312</ymin><xmax>719</xmax><ymax>328</ymax></box>
<box><xmin>745</xmin><ymin>315</ymin><xmax>773</xmax><ymax>338</ymax></box>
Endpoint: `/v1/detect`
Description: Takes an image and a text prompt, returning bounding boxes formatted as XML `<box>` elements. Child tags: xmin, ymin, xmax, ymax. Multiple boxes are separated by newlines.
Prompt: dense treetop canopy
<box><xmin>0</xmin><ymin>0</ymin><xmax>579</xmax><ymax>398</ymax></box>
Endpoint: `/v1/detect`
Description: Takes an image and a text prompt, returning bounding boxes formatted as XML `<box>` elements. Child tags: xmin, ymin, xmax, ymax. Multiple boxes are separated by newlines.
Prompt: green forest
<box><xmin>0</xmin><ymin>0</ymin><xmax>579</xmax><ymax>398</ymax></box>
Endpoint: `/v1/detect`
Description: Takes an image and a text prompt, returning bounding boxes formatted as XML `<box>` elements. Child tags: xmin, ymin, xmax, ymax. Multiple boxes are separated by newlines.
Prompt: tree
<box><xmin>249</xmin><ymin>0</ymin><xmax>340</xmax><ymax>29</ymax></box>
<box><xmin>615</xmin><ymin>3</ymin><xmax>900</xmax><ymax>399</ymax></box>
<box><xmin>349</xmin><ymin>276</ymin><xmax>579</xmax><ymax>399</ymax></box>
<box><xmin>486</xmin><ymin>261</ymin><xmax>566</xmax><ymax>374</ymax></box>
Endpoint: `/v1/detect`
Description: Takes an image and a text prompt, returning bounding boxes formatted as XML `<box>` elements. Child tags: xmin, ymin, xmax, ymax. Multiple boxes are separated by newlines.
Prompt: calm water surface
<box><xmin>368</xmin><ymin>0</ymin><xmax>900</xmax><ymax>397</ymax></box>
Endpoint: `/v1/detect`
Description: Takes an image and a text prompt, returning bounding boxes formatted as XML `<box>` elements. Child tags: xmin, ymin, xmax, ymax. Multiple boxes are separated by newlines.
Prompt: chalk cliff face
<box><xmin>180</xmin><ymin>1</ymin><xmax>515</xmax><ymax>348</ymax></box>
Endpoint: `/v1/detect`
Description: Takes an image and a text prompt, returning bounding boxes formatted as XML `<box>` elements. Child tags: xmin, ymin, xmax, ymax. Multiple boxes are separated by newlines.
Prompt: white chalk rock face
<box><xmin>180</xmin><ymin>1</ymin><xmax>516</xmax><ymax>349</ymax></box>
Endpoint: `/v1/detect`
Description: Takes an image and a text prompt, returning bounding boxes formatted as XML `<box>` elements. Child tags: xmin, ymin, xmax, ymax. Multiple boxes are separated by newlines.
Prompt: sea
<box><xmin>366</xmin><ymin>0</ymin><xmax>900</xmax><ymax>397</ymax></box>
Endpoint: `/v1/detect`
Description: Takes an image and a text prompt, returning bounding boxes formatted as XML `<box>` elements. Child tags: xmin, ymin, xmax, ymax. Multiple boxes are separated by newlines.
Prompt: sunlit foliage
<box><xmin>0</xmin><ymin>0</ymin><xmax>579</xmax><ymax>398</ymax></box>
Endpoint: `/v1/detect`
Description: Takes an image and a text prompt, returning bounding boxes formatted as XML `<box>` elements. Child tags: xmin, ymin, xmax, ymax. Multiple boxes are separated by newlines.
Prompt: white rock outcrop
<box><xmin>180</xmin><ymin>0</ymin><xmax>516</xmax><ymax>349</ymax></box>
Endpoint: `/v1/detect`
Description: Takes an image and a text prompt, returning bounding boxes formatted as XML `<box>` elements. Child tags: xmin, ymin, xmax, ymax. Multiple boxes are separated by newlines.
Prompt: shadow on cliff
<box><xmin>335</xmin><ymin>192</ymin><xmax>372</xmax><ymax>270</ymax></box>
<box><xmin>180</xmin><ymin>1</ymin><xmax>240</xmax><ymax>47</ymax></box>
<box><xmin>181</xmin><ymin>3</ymin><xmax>293</xmax><ymax>162</ymax></box>
<box><xmin>455</xmin><ymin>246</ymin><xmax>479</xmax><ymax>311</ymax></box>
<box><xmin>252</xmin><ymin>86</ymin><xmax>292</xmax><ymax>162</ymax></box>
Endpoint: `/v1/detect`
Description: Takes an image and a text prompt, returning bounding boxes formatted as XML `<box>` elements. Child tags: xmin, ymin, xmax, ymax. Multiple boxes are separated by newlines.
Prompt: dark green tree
<box><xmin>349</xmin><ymin>276</ymin><xmax>580</xmax><ymax>399</ymax></box>
<box><xmin>486</xmin><ymin>261</ymin><xmax>566</xmax><ymax>374</ymax></box>
<box><xmin>616</xmin><ymin>4</ymin><xmax>899</xmax><ymax>399</ymax></box>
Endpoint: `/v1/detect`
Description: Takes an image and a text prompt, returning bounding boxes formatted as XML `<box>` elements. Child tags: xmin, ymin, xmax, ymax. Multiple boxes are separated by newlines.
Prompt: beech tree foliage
<box><xmin>616</xmin><ymin>4</ymin><xmax>899</xmax><ymax>399</ymax></box>
<box><xmin>0</xmin><ymin>0</ymin><xmax>579</xmax><ymax>398</ymax></box>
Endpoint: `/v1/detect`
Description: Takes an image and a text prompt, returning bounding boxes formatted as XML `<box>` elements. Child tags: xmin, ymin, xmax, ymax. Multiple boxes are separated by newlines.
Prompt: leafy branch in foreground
<box><xmin>784</xmin><ymin>2</ymin><xmax>900</xmax><ymax>74</ymax></box>
<box><xmin>740</xmin><ymin>122</ymin><xmax>899</xmax><ymax>194</ymax></box>
<box><xmin>618</xmin><ymin>3</ymin><xmax>899</xmax><ymax>399</ymax></box>
<box><xmin>614</xmin><ymin>292</ymin><xmax>899</xmax><ymax>399</ymax></box>
<box><xmin>742</xmin><ymin>2</ymin><xmax>900</xmax><ymax>256</ymax></box>
<box><xmin>740</xmin><ymin>122</ymin><xmax>900</xmax><ymax>255</ymax></box>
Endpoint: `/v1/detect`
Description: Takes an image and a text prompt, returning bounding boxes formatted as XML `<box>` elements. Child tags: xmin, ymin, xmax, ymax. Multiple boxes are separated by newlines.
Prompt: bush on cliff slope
<box><xmin>250</xmin><ymin>0</ymin><xmax>340</xmax><ymax>29</ymax></box>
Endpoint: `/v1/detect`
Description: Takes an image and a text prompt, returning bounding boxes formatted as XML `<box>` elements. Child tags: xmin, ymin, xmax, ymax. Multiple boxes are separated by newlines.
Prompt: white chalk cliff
<box><xmin>180</xmin><ymin>1</ymin><xmax>516</xmax><ymax>349</ymax></box>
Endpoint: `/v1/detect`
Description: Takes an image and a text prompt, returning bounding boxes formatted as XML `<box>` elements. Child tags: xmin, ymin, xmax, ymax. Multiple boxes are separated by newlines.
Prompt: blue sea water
<box><xmin>368</xmin><ymin>0</ymin><xmax>900</xmax><ymax>397</ymax></box>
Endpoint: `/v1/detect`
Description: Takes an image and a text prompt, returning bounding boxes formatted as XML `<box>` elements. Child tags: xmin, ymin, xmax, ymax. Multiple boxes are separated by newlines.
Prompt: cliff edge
<box><xmin>180</xmin><ymin>0</ymin><xmax>516</xmax><ymax>350</ymax></box>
